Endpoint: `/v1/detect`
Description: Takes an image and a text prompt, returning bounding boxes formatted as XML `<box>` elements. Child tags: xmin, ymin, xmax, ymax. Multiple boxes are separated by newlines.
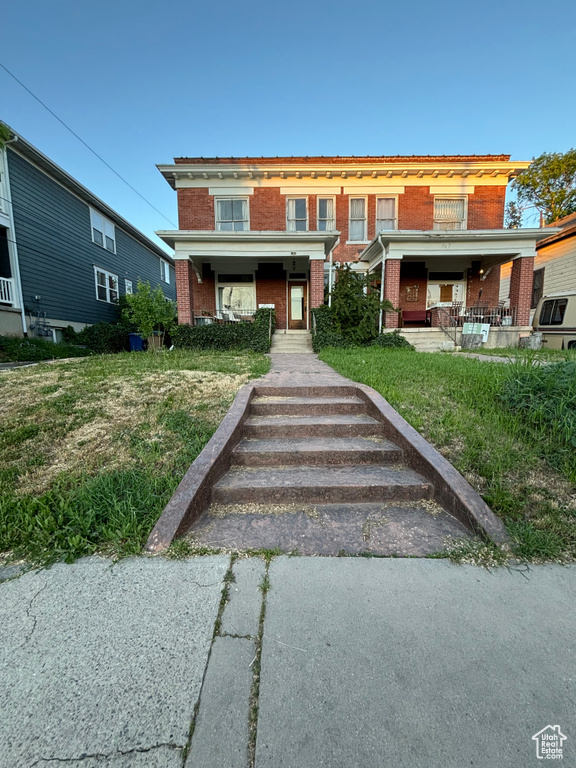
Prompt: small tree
<box><xmin>512</xmin><ymin>149</ymin><xmax>576</xmax><ymax>224</ymax></box>
<box><xmin>122</xmin><ymin>281</ymin><xmax>177</xmax><ymax>348</ymax></box>
<box><xmin>330</xmin><ymin>264</ymin><xmax>394</xmax><ymax>345</ymax></box>
<box><xmin>505</xmin><ymin>200</ymin><xmax>523</xmax><ymax>228</ymax></box>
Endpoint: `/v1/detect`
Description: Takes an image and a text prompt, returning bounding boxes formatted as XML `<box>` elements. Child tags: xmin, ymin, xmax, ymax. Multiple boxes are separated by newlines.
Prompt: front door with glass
<box><xmin>288</xmin><ymin>282</ymin><xmax>307</xmax><ymax>330</ymax></box>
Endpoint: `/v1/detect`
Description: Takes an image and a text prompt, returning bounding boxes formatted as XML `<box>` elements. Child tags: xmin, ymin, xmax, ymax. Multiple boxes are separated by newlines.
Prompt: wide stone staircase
<box><xmin>270</xmin><ymin>330</ymin><xmax>313</xmax><ymax>354</ymax></box>
<box><xmin>188</xmin><ymin>386</ymin><xmax>472</xmax><ymax>555</ymax></box>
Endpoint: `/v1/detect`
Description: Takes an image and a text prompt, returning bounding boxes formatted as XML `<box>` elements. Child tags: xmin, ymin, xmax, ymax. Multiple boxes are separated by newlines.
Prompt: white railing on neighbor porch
<box><xmin>0</xmin><ymin>276</ymin><xmax>14</xmax><ymax>305</ymax></box>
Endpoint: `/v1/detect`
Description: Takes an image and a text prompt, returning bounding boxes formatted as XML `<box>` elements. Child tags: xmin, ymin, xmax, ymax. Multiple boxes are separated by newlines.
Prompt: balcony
<box><xmin>0</xmin><ymin>276</ymin><xmax>15</xmax><ymax>305</ymax></box>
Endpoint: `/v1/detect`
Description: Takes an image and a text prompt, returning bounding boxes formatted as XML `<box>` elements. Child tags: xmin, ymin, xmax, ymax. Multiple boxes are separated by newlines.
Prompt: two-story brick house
<box><xmin>156</xmin><ymin>154</ymin><xmax>553</xmax><ymax>333</ymax></box>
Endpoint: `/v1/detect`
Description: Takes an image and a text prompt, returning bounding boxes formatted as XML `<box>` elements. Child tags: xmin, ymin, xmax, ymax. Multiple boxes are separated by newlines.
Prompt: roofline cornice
<box><xmin>157</xmin><ymin>161</ymin><xmax>530</xmax><ymax>189</ymax></box>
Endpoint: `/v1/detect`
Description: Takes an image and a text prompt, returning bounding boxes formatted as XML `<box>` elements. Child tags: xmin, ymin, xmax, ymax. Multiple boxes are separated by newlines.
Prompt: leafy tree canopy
<box><xmin>512</xmin><ymin>149</ymin><xmax>576</xmax><ymax>224</ymax></box>
<box><xmin>505</xmin><ymin>200</ymin><xmax>523</xmax><ymax>228</ymax></box>
<box><xmin>121</xmin><ymin>280</ymin><xmax>177</xmax><ymax>346</ymax></box>
<box><xmin>0</xmin><ymin>123</ymin><xmax>12</xmax><ymax>151</ymax></box>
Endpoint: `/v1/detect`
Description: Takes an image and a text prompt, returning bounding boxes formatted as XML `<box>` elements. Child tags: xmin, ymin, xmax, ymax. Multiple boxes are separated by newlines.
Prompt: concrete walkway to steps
<box><xmin>1</xmin><ymin>555</ymin><xmax>574</xmax><ymax>768</ymax></box>
<box><xmin>185</xmin><ymin>353</ymin><xmax>478</xmax><ymax>556</ymax></box>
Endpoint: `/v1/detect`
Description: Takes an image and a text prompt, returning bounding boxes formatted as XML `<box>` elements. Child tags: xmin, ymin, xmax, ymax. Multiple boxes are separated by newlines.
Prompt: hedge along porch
<box><xmin>359</xmin><ymin>228</ymin><xmax>558</xmax><ymax>330</ymax></box>
<box><xmin>157</xmin><ymin>231</ymin><xmax>338</xmax><ymax>330</ymax></box>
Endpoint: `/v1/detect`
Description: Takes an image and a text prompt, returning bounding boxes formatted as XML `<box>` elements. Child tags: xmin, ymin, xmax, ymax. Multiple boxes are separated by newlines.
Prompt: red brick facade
<box><xmin>175</xmin><ymin>260</ymin><xmax>196</xmax><ymax>325</ymax></box>
<box><xmin>383</xmin><ymin>260</ymin><xmax>402</xmax><ymax>328</ymax></box>
<box><xmin>256</xmin><ymin>278</ymin><xmax>288</xmax><ymax>330</ymax></box>
<box><xmin>509</xmin><ymin>256</ymin><xmax>535</xmax><ymax>325</ymax></box>
<box><xmin>310</xmin><ymin>261</ymin><xmax>325</xmax><ymax>309</ymax></box>
<box><xmin>466</xmin><ymin>265</ymin><xmax>502</xmax><ymax>307</ymax></box>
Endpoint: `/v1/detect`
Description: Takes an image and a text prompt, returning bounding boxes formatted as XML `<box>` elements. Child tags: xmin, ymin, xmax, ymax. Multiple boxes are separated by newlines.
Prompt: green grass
<box><xmin>459</xmin><ymin>347</ymin><xmax>576</xmax><ymax>362</ymax></box>
<box><xmin>0</xmin><ymin>349</ymin><xmax>269</xmax><ymax>565</ymax></box>
<box><xmin>0</xmin><ymin>335</ymin><xmax>91</xmax><ymax>362</ymax></box>
<box><xmin>320</xmin><ymin>347</ymin><xmax>576</xmax><ymax>563</ymax></box>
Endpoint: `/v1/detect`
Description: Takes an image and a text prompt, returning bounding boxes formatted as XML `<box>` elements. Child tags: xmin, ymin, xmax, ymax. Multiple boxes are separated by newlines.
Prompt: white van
<box><xmin>533</xmin><ymin>291</ymin><xmax>576</xmax><ymax>349</ymax></box>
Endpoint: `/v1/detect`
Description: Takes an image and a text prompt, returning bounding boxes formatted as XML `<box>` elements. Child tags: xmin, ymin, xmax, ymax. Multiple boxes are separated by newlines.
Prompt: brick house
<box><xmin>156</xmin><ymin>155</ymin><xmax>553</xmax><ymax>332</ymax></box>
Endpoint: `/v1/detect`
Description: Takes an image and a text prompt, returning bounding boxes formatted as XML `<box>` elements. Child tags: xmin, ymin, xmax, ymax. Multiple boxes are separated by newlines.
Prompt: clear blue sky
<box><xmin>2</xmin><ymin>0</ymin><xmax>574</xmax><ymax>248</ymax></box>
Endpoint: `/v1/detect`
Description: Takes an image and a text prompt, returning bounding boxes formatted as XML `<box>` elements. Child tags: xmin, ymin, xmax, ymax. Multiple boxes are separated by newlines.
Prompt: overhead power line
<box><xmin>0</xmin><ymin>61</ymin><xmax>177</xmax><ymax>228</ymax></box>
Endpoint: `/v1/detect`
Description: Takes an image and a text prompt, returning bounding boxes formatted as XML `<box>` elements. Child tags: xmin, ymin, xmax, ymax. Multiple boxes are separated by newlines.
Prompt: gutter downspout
<box><xmin>378</xmin><ymin>234</ymin><xmax>386</xmax><ymax>334</ymax></box>
<box><xmin>1</xmin><ymin>136</ymin><xmax>27</xmax><ymax>334</ymax></box>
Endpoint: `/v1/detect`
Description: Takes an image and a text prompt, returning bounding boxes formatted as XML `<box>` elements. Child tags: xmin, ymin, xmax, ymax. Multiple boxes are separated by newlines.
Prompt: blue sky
<box><xmin>2</xmin><ymin>0</ymin><xmax>574</xmax><ymax>248</ymax></box>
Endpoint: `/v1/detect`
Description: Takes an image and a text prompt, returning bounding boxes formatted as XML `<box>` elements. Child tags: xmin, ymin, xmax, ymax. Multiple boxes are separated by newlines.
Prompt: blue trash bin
<box><xmin>128</xmin><ymin>333</ymin><xmax>144</xmax><ymax>352</ymax></box>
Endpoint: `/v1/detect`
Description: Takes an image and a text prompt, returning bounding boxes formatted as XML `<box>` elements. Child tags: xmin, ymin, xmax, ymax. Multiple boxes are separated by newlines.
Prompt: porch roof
<box><xmin>156</xmin><ymin>230</ymin><xmax>340</xmax><ymax>257</ymax></box>
<box><xmin>359</xmin><ymin>228</ymin><xmax>561</xmax><ymax>266</ymax></box>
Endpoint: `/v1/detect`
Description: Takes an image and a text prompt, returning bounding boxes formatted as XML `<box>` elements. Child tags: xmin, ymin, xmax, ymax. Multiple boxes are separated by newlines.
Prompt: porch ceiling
<box><xmin>360</xmin><ymin>228</ymin><xmax>561</xmax><ymax>266</ymax></box>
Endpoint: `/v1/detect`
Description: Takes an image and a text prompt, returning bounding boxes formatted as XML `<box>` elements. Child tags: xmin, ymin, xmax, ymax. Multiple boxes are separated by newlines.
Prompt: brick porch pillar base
<box><xmin>509</xmin><ymin>255</ymin><xmax>535</xmax><ymax>326</ymax></box>
<box><xmin>310</xmin><ymin>259</ymin><xmax>325</xmax><ymax>308</ymax></box>
<box><xmin>383</xmin><ymin>259</ymin><xmax>401</xmax><ymax>329</ymax></box>
<box><xmin>175</xmin><ymin>259</ymin><xmax>195</xmax><ymax>325</ymax></box>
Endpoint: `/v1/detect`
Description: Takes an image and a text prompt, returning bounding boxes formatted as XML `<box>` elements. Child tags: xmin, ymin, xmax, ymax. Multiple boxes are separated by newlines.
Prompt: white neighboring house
<box><xmin>500</xmin><ymin>212</ymin><xmax>576</xmax><ymax>322</ymax></box>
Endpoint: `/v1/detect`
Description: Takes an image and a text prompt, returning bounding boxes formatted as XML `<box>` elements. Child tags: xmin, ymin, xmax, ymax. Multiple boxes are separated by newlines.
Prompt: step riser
<box><xmin>231</xmin><ymin>448</ymin><xmax>402</xmax><ymax>467</ymax></box>
<box><xmin>213</xmin><ymin>484</ymin><xmax>433</xmax><ymax>505</ymax></box>
<box><xmin>244</xmin><ymin>423</ymin><xmax>384</xmax><ymax>438</ymax></box>
<box><xmin>250</xmin><ymin>402</ymin><xmax>365</xmax><ymax>416</ymax></box>
<box><xmin>255</xmin><ymin>386</ymin><xmax>358</xmax><ymax>397</ymax></box>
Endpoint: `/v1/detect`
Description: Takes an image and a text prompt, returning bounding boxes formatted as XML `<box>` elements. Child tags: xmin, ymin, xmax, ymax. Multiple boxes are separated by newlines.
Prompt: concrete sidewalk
<box><xmin>1</xmin><ymin>556</ymin><xmax>575</xmax><ymax>767</ymax></box>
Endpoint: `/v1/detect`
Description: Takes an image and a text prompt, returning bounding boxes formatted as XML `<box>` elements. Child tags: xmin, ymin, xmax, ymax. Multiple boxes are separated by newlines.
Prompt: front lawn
<box><xmin>0</xmin><ymin>350</ymin><xmax>269</xmax><ymax>564</ymax></box>
<box><xmin>459</xmin><ymin>347</ymin><xmax>576</xmax><ymax>363</ymax></box>
<box><xmin>320</xmin><ymin>347</ymin><xmax>576</xmax><ymax>563</ymax></box>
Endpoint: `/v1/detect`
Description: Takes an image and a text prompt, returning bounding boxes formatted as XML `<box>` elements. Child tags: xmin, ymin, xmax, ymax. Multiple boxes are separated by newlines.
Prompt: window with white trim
<box><xmin>90</xmin><ymin>208</ymin><xmax>116</xmax><ymax>252</ymax></box>
<box><xmin>433</xmin><ymin>197</ymin><xmax>467</xmax><ymax>230</ymax></box>
<box><xmin>125</xmin><ymin>279</ymin><xmax>133</xmax><ymax>295</ymax></box>
<box><xmin>286</xmin><ymin>197</ymin><xmax>308</xmax><ymax>231</ymax></box>
<box><xmin>94</xmin><ymin>267</ymin><xmax>119</xmax><ymax>303</ymax></box>
<box><xmin>215</xmin><ymin>198</ymin><xmax>249</xmax><ymax>231</ymax></box>
<box><xmin>216</xmin><ymin>273</ymin><xmax>256</xmax><ymax>313</ymax></box>
<box><xmin>376</xmin><ymin>197</ymin><xmax>396</xmax><ymax>232</ymax></box>
<box><xmin>349</xmin><ymin>197</ymin><xmax>367</xmax><ymax>241</ymax></box>
<box><xmin>317</xmin><ymin>197</ymin><xmax>335</xmax><ymax>231</ymax></box>
<box><xmin>160</xmin><ymin>260</ymin><xmax>170</xmax><ymax>284</ymax></box>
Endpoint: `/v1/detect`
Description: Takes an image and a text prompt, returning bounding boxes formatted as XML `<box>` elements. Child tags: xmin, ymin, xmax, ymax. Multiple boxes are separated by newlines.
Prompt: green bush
<box><xmin>172</xmin><ymin>308</ymin><xmax>275</xmax><ymax>353</ymax></box>
<box><xmin>371</xmin><ymin>331</ymin><xmax>415</xmax><ymax>350</ymax></box>
<box><xmin>122</xmin><ymin>280</ymin><xmax>177</xmax><ymax>347</ymax></box>
<box><xmin>0</xmin><ymin>335</ymin><xmax>91</xmax><ymax>363</ymax></box>
<box><xmin>329</xmin><ymin>263</ymin><xmax>395</xmax><ymax>345</ymax></box>
<box><xmin>311</xmin><ymin>305</ymin><xmax>346</xmax><ymax>352</ymax></box>
<box><xmin>75</xmin><ymin>322</ymin><xmax>131</xmax><ymax>354</ymax></box>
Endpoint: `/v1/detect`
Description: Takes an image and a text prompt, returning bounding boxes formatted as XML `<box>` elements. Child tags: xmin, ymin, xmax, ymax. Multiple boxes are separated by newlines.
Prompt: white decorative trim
<box><xmin>281</xmin><ymin>186</ymin><xmax>341</xmax><ymax>195</ymax></box>
<box><xmin>429</xmin><ymin>185</ymin><xmax>476</xmax><ymax>194</ymax></box>
<box><xmin>343</xmin><ymin>186</ymin><xmax>405</xmax><ymax>195</ymax></box>
<box><xmin>209</xmin><ymin>187</ymin><xmax>254</xmax><ymax>196</ymax></box>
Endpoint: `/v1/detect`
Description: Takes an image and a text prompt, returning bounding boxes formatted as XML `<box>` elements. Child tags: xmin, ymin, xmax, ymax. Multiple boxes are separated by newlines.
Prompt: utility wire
<box><xmin>0</xmin><ymin>61</ymin><xmax>177</xmax><ymax>228</ymax></box>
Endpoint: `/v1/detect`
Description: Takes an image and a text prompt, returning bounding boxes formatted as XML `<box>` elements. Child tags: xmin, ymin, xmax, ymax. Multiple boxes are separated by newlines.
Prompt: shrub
<box><xmin>172</xmin><ymin>308</ymin><xmax>275</xmax><ymax>353</ymax></box>
<box><xmin>75</xmin><ymin>322</ymin><xmax>131</xmax><ymax>354</ymax></box>
<box><xmin>0</xmin><ymin>335</ymin><xmax>91</xmax><ymax>363</ymax></box>
<box><xmin>329</xmin><ymin>264</ymin><xmax>395</xmax><ymax>345</ymax></box>
<box><xmin>311</xmin><ymin>305</ymin><xmax>347</xmax><ymax>352</ymax></box>
<box><xmin>122</xmin><ymin>280</ymin><xmax>177</xmax><ymax>347</ymax></box>
<box><xmin>371</xmin><ymin>331</ymin><xmax>415</xmax><ymax>350</ymax></box>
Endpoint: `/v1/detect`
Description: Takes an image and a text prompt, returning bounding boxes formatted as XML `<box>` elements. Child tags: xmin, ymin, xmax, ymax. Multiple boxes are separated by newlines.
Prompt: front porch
<box><xmin>360</xmin><ymin>228</ymin><xmax>558</xmax><ymax>332</ymax></box>
<box><xmin>156</xmin><ymin>230</ymin><xmax>338</xmax><ymax>331</ymax></box>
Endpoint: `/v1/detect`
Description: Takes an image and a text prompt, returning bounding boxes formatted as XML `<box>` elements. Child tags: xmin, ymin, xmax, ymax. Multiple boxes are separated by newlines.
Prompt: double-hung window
<box><xmin>286</xmin><ymin>198</ymin><xmax>308</xmax><ymax>231</ymax></box>
<box><xmin>317</xmin><ymin>197</ymin><xmax>335</xmax><ymax>231</ymax></box>
<box><xmin>94</xmin><ymin>267</ymin><xmax>119</xmax><ymax>303</ymax></box>
<box><xmin>215</xmin><ymin>198</ymin><xmax>249</xmax><ymax>231</ymax></box>
<box><xmin>160</xmin><ymin>260</ymin><xmax>170</xmax><ymax>284</ymax></box>
<box><xmin>433</xmin><ymin>197</ymin><xmax>467</xmax><ymax>230</ymax></box>
<box><xmin>349</xmin><ymin>197</ymin><xmax>367</xmax><ymax>241</ymax></box>
<box><xmin>90</xmin><ymin>208</ymin><xmax>116</xmax><ymax>252</ymax></box>
<box><xmin>125</xmin><ymin>279</ymin><xmax>133</xmax><ymax>295</ymax></box>
<box><xmin>376</xmin><ymin>198</ymin><xmax>396</xmax><ymax>232</ymax></box>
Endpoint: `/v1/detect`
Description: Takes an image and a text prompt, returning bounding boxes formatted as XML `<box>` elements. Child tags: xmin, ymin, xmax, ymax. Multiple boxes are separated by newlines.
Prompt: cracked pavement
<box><xmin>1</xmin><ymin>556</ymin><xmax>576</xmax><ymax>767</ymax></box>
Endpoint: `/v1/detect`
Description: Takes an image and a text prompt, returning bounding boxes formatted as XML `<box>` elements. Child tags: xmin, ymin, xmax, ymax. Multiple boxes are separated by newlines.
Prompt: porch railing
<box><xmin>427</xmin><ymin>304</ymin><xmax>518</xmax><ymax>330</ymax></box>
<box><xmin>0</xmin><ymin>276</ymin><xmax>14</xmax><ymax>305</ymax></box>
<box><xmin>194</xmin><ymin>308</ymin><xmax>258</xmax><ymax>326</ymax></box>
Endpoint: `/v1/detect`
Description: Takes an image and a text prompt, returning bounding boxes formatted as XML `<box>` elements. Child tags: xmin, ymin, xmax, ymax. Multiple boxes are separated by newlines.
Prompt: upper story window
<box><xmin>376</xmin><ymin>197</ymin><xmax>396</xmax><ymax>232</ymax></box>
<box><xmin>286</xmin><ymin>197</ymin><xmax>308</xmax><ymax>231</ymax></box>
<box><xmin>317</xmin><ymin>197</ymin><xmax>335</xmax><ymax>231</ymax></box>
<box><xmin>90</xmin><ymin>208</ymin><xmax>116</xmax><ymax>252</ymax></box>
<box><xmin>160</xmin><ymin>260</ymin><xmax>170</xmax><ymax>284</ymax></box>
<box><xmin>125</xmin><ymin>279</ymin><xmax>133</xmax><ymax>295</ymax></box>
<box><xmin>94</xmin><ymin>266</ymin><xmax>118</xmax><ymax>303</ymax></box>
<box><xmin>215</xmin><ymin>198</ymin><xmax>249</xmax><ymax>231</ymax></box>
<box><xmin>349</xmin><ymin>197</ymin><xmax>367</xmax><ymax>242</ymax></box>
<box><xmin>433</xmin><ymin>197</ymin><xmax>467</xmax><ymax>230</ymax></box>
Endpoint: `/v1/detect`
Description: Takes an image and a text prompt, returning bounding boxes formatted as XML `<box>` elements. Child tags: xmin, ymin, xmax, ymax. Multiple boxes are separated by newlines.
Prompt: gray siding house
<box><xmin>0</xmin><ymin>127</ymin><xmax>175</xmax><ymax>339</ymax></box>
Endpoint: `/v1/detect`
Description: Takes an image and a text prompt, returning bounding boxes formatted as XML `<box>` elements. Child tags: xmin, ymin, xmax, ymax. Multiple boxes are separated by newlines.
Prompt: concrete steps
<box><xmin>231</xmin><ymin>437</ymin><xmax>403</xmax><ymax>466</ymax></box>
<box><xmin>270</xmin><ymin>331</ymin><xmax>313</xmax><ymax>354</ymax></box>
<box><xmin>243</xmin><ymin>414</ymin><xmax>383</xmax><ymax>439</ymax></box>
<box><xmin>250</xmin><ymin>395</ymin><xmax>365</xmax><ymax>417</ymax></box>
